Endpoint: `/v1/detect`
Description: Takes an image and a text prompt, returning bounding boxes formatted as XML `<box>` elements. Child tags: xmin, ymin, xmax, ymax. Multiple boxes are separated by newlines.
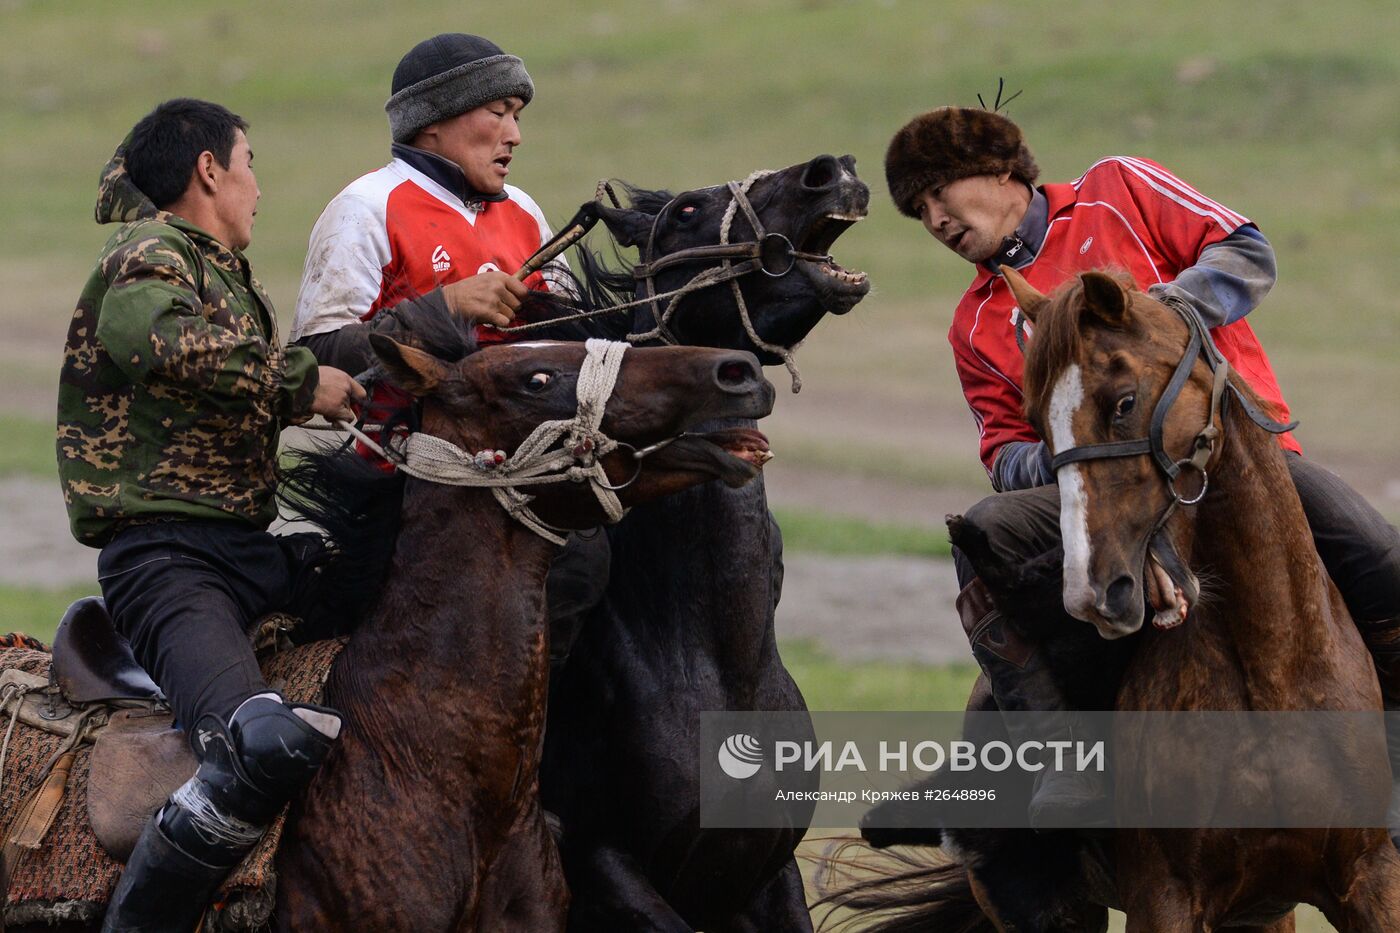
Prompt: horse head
<box><xmin>1015</xmin><ymin>268</ymin><xmax>1213</xmax><ymax>640</ymax></box>
<box><xmin>370</xmin><ymin>335</ymin><xmax>776</xmax><ymax>532</ymax></box>
<box><xmin>595</xmin><ymin>154</ymin><xmax>871</xmax><ymax>362</ymax></box>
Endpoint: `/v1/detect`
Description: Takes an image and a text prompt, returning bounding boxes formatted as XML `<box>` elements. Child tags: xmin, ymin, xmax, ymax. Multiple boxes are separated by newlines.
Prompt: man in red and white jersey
<box><xmin>884</xmin><ymin>106</ymin><xmax>1400</xmax><ymax>833</ymax></box>
<box><xmin>292</xmin><ymin>33</ymin><xmax>606</xmax><ymax>660</ymax></box>
<box><xmin>292</xmin><ymin>32</ymin><xmax>564</xmax><ymax>378</ymax></box>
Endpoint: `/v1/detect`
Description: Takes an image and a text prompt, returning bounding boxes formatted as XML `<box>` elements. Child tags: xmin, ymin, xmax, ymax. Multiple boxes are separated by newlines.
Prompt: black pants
<box><xmin>97</xmin><ymin>521</ymin><xmax>325</xmax><ymax>738</ymax></box>
<box><xmin>954</xmin><ymin>454</ymin><xmax>1400</xmax><ymax>626</ymax></box>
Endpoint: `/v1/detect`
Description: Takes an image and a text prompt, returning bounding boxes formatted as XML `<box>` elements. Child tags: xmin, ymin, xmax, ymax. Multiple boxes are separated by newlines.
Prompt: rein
<box><xmin>1049</xmin><ymin>302</ymin><xmax>1297</xmax><ymax>532</ymax></box>
<box><xmin>336</xmin><ymin>339</ymin><xmax>635</xmax><ymax>546</ymax></box>
<box><xmin>491</xmin><ymin>173</ymin><xmax>830</xmax><ymax>392</ymax></box>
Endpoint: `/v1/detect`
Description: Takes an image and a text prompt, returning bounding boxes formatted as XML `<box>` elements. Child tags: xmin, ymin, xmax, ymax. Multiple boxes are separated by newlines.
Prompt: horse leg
<box><xmin>709</xmin><ymin>859</ymin><xmax>813</xmax><ymax>933</ymax></box>
<box><xmin>1121</xmin><ymin>881</ymin><xmax>1203</xmax><ymax>933</ymax></box>
<box><xmin>1233</xmin><ymin>917</ymin><xmax>1296</xmax><ymax>933</ymax></box>
<box><xmin>565</xmin><ymin>844</ymin><xmax>692</xmax><ymax>933</ymax></box>
<box><xmin>486</xmin><ymin>812</ymin><xmax>571</xmax><ymax>933</ymax></box>
<box><xmin>1323</xmin><ymin>844</ymin><xmax>1400</xmax><ymax>932</ymax></box>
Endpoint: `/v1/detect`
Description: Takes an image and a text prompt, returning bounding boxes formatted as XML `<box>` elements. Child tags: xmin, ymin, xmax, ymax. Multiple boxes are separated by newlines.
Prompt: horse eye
<box><xmin>1115</xmin><ymin>394</ymin><xmax>1136</xmax><ymax>418</ymax></box>
<box><xmin>529</xmin><ymin>372</ymin><xmax>552</xmax><ymax>390</ymax></box>
<box><xmin>677</xmin><ymin>204</ymin><xmax>700</xmax><ymax>223</ymax></box>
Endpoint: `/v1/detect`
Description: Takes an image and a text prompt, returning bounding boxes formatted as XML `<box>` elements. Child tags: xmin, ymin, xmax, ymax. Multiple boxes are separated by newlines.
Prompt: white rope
<box><xmin>335</xmin><ymin>339</ymin><xmax>631</xmax><ymax>546</ymax></box>
<box><xmin>0</xmin><ymin>683</ymin><xmax>27</xmax><ymax>799</ymax></box>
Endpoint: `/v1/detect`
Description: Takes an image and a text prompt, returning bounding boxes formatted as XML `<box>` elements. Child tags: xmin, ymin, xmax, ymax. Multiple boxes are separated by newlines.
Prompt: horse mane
<box><xmin>1020</xmin><ymin>269</ymin><xmax>1137</xmax><ymax>415</ymax></box>
<box><xmin>517</xmin><ymin>183</ymin><xmax>676</xmax><ymax>343</ymax></box>
<box><xmin>276</xmin><ymin>442</ymin><xmax>406</xmax><ymax>640</ymax></box>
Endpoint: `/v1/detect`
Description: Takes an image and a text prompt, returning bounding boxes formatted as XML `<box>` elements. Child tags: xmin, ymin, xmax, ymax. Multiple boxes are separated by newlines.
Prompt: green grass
<box><xmin>0</xmin><ymin>582</ymin><xmax>95</xmax><ymax>644</ymax></box>
<box><xmin>773</xmin><ymin>508</ymin><xmax>951</xmax><ymax>559</ymax></box>
<box><xmin>780</xmin><ymin>639</ymin><xmax>975</xmax><ymax>711</ymax></box>
<box><xmin>0</xmin><ymin>416</ymin><xmax>57</xmax><ymax>478</ymax></box>
<box><xmin>2</xmin><ymin>0</ymin><xmax>1396</xmax><ymax>487</ymax></box>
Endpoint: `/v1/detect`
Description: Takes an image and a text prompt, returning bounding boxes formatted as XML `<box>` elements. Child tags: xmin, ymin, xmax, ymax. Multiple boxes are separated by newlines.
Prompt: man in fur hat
<box><xmin>884</xmin><ymin>105</ymin><xmax>1400</xmax><ymax>833</ymax></box>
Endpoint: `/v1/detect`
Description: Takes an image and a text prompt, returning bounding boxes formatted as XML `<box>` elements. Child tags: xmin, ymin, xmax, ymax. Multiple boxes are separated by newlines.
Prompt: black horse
<box><xmin>528</xmin><ymin>155</ymin><xmax>871</xmax><ymax>931</ymax></box>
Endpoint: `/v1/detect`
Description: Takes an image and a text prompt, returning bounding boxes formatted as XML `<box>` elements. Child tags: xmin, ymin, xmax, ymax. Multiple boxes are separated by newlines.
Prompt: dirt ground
<box><xmin>0</xmin><ymin>472</ymin><xmax>973</xmax><ymax>664</ymax></box>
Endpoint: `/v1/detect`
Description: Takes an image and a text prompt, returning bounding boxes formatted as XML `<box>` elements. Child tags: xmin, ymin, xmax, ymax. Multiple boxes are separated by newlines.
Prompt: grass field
<box><xmin>1</xmin><ymin>4</ymin><xmax>1392</xmax><ymax>928</ymax></box>
<box><xmin>1</xmin><ymin>0</ymin><xmax>1397</xmax><ymax>499</ymax></box>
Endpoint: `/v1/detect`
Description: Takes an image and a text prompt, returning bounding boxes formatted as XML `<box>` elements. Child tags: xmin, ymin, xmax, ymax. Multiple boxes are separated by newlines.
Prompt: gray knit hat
<box><xmin>385</xmin><ymin>34</ymin><xmax>534</xmax><ymax>143</ymax></box>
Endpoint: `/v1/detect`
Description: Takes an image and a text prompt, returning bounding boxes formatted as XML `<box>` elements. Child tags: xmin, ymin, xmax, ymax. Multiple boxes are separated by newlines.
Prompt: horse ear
<box><xmin>1001</xmin><ymin>266</ymin><xmax>1048</xmax><ymax>323</ymax></box>
<box><xmin>1080</xmin><ymin>271</ymin><xmax>1129</xmax><ymax>327</ymax></box>
<box><xmin>369</xmin><ymin>334</ymin><xmax>448</xmax><ymax>396</ymax></box>
<box><xmin>597</xmin><ymin>204</ymin><xmax>656</xmax><ymax>249</ymax></box>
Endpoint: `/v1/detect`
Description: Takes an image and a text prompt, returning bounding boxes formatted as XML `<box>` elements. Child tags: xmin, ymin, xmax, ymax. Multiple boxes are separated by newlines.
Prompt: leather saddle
<box><xmin>7</xmin><ymin>599</ymin><xmax>197</xmax><ymax>861</ymax></box>
<box><xmin>50</xmin><ymin>596</ymin><xmax>164</xmax><ymax>706</ymax></box>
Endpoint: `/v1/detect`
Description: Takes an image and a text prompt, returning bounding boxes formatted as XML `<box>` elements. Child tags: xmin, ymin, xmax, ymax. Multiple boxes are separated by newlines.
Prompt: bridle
<box><xmin>337</xmin><ymin>339</ymin><xmax>664</xmax><ymax>546</ymax></box>
<box><xmin>493</xmin><ymin>172</ymin><xmax>832</xmax><ymax>391</ymax></box>
<box><xmin>1048</xmin><ymin>301</ymin><xmax>1296</xmax><ymax>532</ymax></box>
<box><xmin>626</xmin><ymin>170</ymin><xmax>831</xmax><ymax>390</ymax></box>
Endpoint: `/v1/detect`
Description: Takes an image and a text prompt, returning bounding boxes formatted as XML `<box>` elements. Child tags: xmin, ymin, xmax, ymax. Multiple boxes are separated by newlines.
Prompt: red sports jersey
<box><xmin>292</xmin><ymin>157</ymin><xmax>567</xmax><ymax>462</ymax></box>
<box><xmin>950</xmin><ymin>156</ymin><xmax>1299</xmax><ymax>477</ymax></box>
<box><xmin>291</xmin><ymin>156</ymin><xmax>563</xmax><ymax>348</ymax></box>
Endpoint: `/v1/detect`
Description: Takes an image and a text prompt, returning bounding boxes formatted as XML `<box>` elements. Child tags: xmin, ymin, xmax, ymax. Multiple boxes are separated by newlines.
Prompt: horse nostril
<box><xmin>801</xmin><ymin>154</ymin><xmax>840</xmax><ymax>190</ymax></box>
<box><xmin>716</xmin><ymin>357</ymin><xmax>759</xmax><ymax>388</ymax></box>
<box><xmin>1103</xmin><ymin>574</ymin><xmax>1137</xmax><ymax>618</ymax></box>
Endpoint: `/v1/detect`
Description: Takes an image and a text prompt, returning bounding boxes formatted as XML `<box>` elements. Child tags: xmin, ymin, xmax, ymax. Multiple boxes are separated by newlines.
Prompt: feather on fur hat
<box><xmin>885</xmin><ymin>107</ymin><xmax>1039</xmax><ymax>218</ymax></box>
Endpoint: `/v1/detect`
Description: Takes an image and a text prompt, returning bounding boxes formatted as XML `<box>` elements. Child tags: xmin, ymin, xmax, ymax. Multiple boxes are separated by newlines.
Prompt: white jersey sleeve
<box><xmin>291</xmin><ymin>191</ymin><xmax>392</xmax><ymax>342</ymax></box>
<box><xmin>506</xmin><ymin>184</ymin><xmax>574</xmax><ymax>293</ymax></box>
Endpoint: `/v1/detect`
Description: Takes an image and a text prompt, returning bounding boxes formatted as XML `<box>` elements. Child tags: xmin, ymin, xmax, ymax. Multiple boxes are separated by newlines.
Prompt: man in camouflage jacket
<box><xmin>57</xmin><ymin>98</ymin><xmax>364</xmax><ymax>932</ymax></box>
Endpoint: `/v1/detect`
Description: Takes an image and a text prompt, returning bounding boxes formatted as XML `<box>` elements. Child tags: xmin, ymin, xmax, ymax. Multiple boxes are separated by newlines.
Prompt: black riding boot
<box><xmin>1355</xmin><ymin>616</ymin><xmax>1400</xmax><ymax>850</ymax></box>
<box><xmin>100</xmin><ymin>801</ymin><xmax>257</xmax><ymax>933</ymax></box>
<box><xmin>100</xmin><ymin>696</ymin><xmax>340</xmax><ymax>932</ymax></box>
<box><xmin>959</xmin><ymin>579</ymin><xmax>1109</xmax><ymax>830</ymax></box>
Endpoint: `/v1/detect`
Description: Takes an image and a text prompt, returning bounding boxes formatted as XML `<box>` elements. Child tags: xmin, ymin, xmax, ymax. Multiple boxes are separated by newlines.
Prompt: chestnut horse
<box><xmin>824</xmin><ymin>271</ymin><xmax>1400</xmax><ymax>932</ymax></box>
<box><xmin>526</xmin><ymin>155</ymin><xmax>870</xmax><ymax>931</ymax></box>
<box><xmin>0</xmin><ymin>340</ymin><xmax>772</xmax><ymax>932</ymax></box>
<box><xmin>268</xmin><ymin>337</ymin><xmax>776</xmax><ymax>931</ymax></box>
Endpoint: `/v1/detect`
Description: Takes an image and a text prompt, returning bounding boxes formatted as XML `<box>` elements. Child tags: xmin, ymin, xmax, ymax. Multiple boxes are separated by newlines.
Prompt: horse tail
<box><xmin>809</xmin><ymin>839</ymin><xmax>996</xmax><ymax>933</ymax></box>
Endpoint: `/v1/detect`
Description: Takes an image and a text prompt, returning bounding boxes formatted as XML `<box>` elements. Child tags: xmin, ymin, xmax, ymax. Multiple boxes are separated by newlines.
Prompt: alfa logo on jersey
<box><xmin>431</xmin><ymin>245</ymin><xmax>452</xmax><ymax>273</ymax></box>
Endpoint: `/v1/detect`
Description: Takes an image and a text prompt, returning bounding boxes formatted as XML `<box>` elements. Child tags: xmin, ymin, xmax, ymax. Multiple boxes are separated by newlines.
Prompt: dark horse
<box><xmin>820</xmin><ymin>271</ymin><xmax>1400</xmax><ymax>931</ymax></box>
<box><xmin>523</xmin><ymin>155</ymin><xmax>870</xmax><ymax>930</ymax></box>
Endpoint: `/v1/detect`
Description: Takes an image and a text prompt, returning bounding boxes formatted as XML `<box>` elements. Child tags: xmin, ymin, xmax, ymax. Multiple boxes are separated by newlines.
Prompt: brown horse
<box><xmin>2</xmin><ymin>338</ymin><xmax>774</xmax><ymax>931</ymax></box>
<box><xmin>824</xmin><ymin>271</ymin><xmax>1400</xmax><ymax>931</ymax></box>
<box><xmin>267</xmin><ymin>337</ymin><xmax>777</xmax><ymax>931</ymax></box>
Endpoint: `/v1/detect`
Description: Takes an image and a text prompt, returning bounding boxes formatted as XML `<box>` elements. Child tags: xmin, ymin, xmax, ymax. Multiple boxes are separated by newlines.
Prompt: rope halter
<box><xmin>339</xmin><ymin>339</ymin><xmax>632</xmax><ymax>546</ymax></box>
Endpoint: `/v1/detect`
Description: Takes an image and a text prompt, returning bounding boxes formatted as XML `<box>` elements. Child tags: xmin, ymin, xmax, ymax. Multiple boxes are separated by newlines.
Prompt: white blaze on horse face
<box><xmin>1049</xmin><ymin>365</ymin><xmax>1095</xmax><ymax>619</ymax></box>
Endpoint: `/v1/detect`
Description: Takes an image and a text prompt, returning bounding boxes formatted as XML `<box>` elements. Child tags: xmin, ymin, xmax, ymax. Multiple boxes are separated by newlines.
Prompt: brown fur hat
<box><xmin>885</xmin><ymin>107</ymin><xmax>1039</xmax><ymax>218</ymax></box>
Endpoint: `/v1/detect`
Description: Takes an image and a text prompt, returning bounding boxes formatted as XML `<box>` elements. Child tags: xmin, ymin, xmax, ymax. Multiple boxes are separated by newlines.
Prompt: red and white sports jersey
<box><xmin>291</xmin><ymin>157</ymin><xmax>565</xmax><ymax>347</ymax></box>
<box><xmin>950</xmin><ymin>156</ymin><xmax>1299</xmax><ymax>477</ymax></box>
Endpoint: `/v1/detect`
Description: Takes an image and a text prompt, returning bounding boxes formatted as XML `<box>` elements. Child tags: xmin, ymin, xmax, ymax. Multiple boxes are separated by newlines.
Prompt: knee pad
<box><xmin>188</xmin><ymin>694</ymin><xmax>342</xmax><ymax>826</ymax></box>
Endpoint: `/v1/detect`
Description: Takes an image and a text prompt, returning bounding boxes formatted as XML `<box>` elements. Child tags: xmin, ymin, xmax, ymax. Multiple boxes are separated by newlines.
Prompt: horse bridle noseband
<box><xmin>1049</xmin><ymin>302</ymin><xmax>1296</xmax><ymax>520</ymax></box>
<box><xmin>339</xmin><ymin>339</ymin><xmax>652</xmax><ymax>546</ymax></box>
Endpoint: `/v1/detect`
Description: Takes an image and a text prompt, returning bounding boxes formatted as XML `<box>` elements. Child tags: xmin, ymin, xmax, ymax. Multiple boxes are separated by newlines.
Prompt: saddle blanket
<box><xmin>0</xmin><ymin>636</ymin><xmax>346</xmax><ymax>929</ymax></box>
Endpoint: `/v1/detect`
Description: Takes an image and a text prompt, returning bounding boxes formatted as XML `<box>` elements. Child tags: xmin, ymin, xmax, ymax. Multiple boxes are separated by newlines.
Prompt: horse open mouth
<box><xmin>648</xmin><ymin>427</ymin><xmax>772</xmax><ymax>487</ymax></box>
<box><xmin>1145</xmin><ymin>533</ymin><xmax>1201</xmax><ymax>630</ymax></box>
<box><xmin>797</xmin><ymin>211</ymin><xmax>870</xmax><ymax>309</ymax></box>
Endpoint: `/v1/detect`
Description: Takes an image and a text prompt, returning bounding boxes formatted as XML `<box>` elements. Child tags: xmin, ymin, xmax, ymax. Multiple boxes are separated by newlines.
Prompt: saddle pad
<box><xmin>0</xmin><ymin>637</ymin><xmax>347</xmax><ymax>929</ymax></box>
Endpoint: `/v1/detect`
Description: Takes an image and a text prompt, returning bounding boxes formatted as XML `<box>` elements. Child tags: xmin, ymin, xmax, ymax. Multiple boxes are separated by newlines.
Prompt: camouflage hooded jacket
<box><xmin>57</xmin><ymin>139</ymin><xmax>319</xmax><ymax>546</ymax></box>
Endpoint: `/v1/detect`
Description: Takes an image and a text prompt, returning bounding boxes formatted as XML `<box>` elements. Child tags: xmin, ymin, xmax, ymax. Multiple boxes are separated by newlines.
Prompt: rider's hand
<box><xmin>441</xmin><ymin>272</ymin><xmax>529</xmax><ymax>328</ymax></box>
<box><xmin>310</xmin><ymin>366</ymin><xmax>367</xmax><ymax>423</ymax></box>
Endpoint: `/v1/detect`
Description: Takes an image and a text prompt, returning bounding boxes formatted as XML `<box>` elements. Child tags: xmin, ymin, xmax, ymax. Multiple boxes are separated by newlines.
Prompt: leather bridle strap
<box><xmin>1049</xmin><ymin>302</ymin><xmax>1297</xmax><ymax>507</ymax></box>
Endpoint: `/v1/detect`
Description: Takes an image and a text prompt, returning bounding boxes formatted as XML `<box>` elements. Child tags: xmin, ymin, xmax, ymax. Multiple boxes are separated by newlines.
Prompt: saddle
<box><xmin>0</xmin><ymin>600</ymin><xmax>345</xmax><ymax>929</ymax></box>
<box><xmin>0</xmin><ymin>598</ymin><xmax>191</xmax><ymax>865</ymax></box>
